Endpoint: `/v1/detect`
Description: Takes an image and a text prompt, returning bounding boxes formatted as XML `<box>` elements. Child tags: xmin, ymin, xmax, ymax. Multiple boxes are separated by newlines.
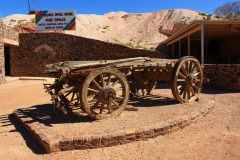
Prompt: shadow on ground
<box><xmin>13</xmin><ymin>92</ymin><xmax>178</xmax><ymax>126</ymax></box>
<box><xmin>129</xmin><ymin>94</ymin><xmax>178</xmax><ymax>107</ymax></box>
<box><xmin>0</xmin><ymin>114</ymin><xmax>46</xmax><ymax>154</ymax></box>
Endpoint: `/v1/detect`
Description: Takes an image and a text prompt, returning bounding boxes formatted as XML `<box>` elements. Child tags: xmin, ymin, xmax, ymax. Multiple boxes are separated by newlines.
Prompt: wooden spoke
<box><xmin>185</xmin><ymin>61</ymin><xmax>189</xmax><ymax>75</ymax></box>
<box><xmin>106</xmin><ymin>74</ymin><xmax>112</xmax><ymax>86</ymax></box>
<box><xmin>112</xmin><ymin>79</ymin><xmax>119</xmax><ymax>87</ymax></box>
<box><xmin>183</xmin><ymin>87</ymin><xmax>187</xmax><ymax>99</ymax></box>
<box><xmin>187</xmin><ymin>87</ymin><xmax>191</xmax><ymax>99</ymax></box>
<box><xmin>100</xmin><ymin>74</ymin><xmax>105</xmax><ymax>87</ymax></box>
<box><xmin>87</xmin><ymin>88</ymin><xmax>99</xmax><ymax>93</ymax></box>
<box><xmin>92</xmin><ymin>79</ymin><xmax>102</xmax><ymax>89</ymax></box>
<box><xmin>181</xmin><ymin>65</ymin><xmax>188</xmax><ymax>76</ymax></box>
<box><xmin>191</xmin><ymin>65</ymin><xmax>197</xmax><ymax>73</ymax></box>
<box><xmin>179</xmin><ymin>85</ymin><xmax>185</xmax><ymax>95</ymax></box>
<box><xmin>193</xmin><ymin>85</ymin><xmax>199</xmax><ymax>91</ymax></box>
<box><xmin>189</xmin><ymin>86</ymin><xmax>196</xmax><ymax>96</ymax></box>
<box><xmin>87</xmin><ymin>96</ymin><xmax>95</xmax><ymax>101</ymax></box>
<box><xmin>194</xmin><ymin>72</ymin><xmax>200</xmax><ymax>77</ymax></box>
<box><xmin>178</xmin><ymin>71</ymin><xmax>186</xmax><ymax>79</ymax></box>
<box><xmin>177</xmin><ymin>79</ymin><xmax>185</xmax><ymax>82</ymax></box>
<box><xmin>115</xmin><ymin>96</ymin><xmax>124</xmax><ymax>100</ymax></box>
<box><xmin>189</xmin><ymin>61</ymin><xmax>193</xmax><ymax>74</ymax></box>
<box><xmin>114</xmin><ymin>87</ymin><xmax>123</xmax><ymax>91</ymax></box>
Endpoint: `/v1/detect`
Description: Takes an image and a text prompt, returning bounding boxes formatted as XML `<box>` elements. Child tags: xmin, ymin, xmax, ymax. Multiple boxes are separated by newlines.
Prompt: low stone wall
<box><xmin>13</xmin><ymin>101</ymin><xmax>215</xmax><ymax>153</ymax></box>
<box><xmin>203</xmin><ymin>64</ymin><xmax>240</xmax><ymax>92</ymax></box>
<box><xmin>10</xmin><ymin>33</ymin><xmax>167</xmax><ymax>76</ymax></box>
<box><xmin>0</xmin><ymin>19</ymin><xmax>4</xmax><ymax>84</ymax></box>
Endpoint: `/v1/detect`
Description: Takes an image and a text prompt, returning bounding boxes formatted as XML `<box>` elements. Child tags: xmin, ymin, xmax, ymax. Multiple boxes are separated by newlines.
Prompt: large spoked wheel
<box><xmin>80</xmin><ymin>67</ymin><xmax>130</xmax><ymax>120</ymax></box>
<box><xmin>171</xmin><ymin>56</ymin><xmax>203</xmax><ymax>103</ymax></box>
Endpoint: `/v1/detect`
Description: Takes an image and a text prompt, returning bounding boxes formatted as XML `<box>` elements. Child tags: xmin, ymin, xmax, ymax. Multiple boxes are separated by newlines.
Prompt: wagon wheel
<box><xmin>171</xmin><ymin>56</ymin><xmax>203</xmax><ymax>103</ymax></box>
<box><xmin>80</xmin><ymin>67</ymin><xmax>130</xmax><ymax>119</ymax></box>
<box><xmin>129</xmin><ymin>74</ymin><xmax>157</xmax><ymax>96</ymax></box>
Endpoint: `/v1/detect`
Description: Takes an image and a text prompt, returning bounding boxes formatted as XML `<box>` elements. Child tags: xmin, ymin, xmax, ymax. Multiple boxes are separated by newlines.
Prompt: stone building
<box><xmin>0</xmin><ymin>19</ymin><xmax>19</xmax><ymax>84</ymax></box>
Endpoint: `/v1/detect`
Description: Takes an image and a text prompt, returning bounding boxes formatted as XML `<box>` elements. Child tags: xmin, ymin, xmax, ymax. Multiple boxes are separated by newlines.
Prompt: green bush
<box><xmin>102</xmin><ymin>31</ymin><xmax>106</xmax><ymax>33</ymax></box>
<box><xmin>199</xmin><ymin>12</ymin><xmax>207</xmax><ymax>16</ymax></box>
<box><xmin>125</xmin><ymin>42</ymin><xmax>134</xmax><ymax>47</ymax></box>
<box><xmin>149</xmin><ymin>47</ymin><xmax>155</xmax><ymax>51</ymax></box>
<box><xmin>181</xmin><ymin>16</ymin><xmax>185</xmax><ymax>19</ymax></box>
<box><xmin>215</xmin><ymin>15</ymin><xmax>221</xmax><ymax>18</ymax></box>
<box><xmin>31</xmin><ymin>18</ymin><xmax>36</xmax><ymax>23</ymax></box>
<box><xmin>103</xmin><ymin>26</ymin><xmax>109</xmax><ymax>29</ymax></box>
<box><xmin>10</xmin><ymin>19</ymin><xmax>16</xmax><ymax>22</ymax></box>
<box><xmin>18</xmin><ymin>19</ymin><xmax>26</xmax><ymax>23</ymax></box>
<box><xmin>135</xmin><ymin>45</ymin><xmax>143</xmax><ymax>49</ymax></box>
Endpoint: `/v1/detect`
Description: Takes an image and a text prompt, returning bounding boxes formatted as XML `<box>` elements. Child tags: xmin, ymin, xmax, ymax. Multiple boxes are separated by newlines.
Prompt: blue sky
<box><xmin>0</xmin><ymin>0</ymin><xmax>233</xmax><ymax>18</ymax></box>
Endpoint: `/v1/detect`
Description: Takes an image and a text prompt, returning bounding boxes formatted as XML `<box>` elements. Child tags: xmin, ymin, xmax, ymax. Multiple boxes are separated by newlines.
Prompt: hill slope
<box><xmin>3</xmin><ymin>9</ymin><xmax>208</xmax><ymax>48</ymax></box>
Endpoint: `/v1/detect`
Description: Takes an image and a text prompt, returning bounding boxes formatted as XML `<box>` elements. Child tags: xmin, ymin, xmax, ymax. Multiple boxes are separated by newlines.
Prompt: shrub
<box><xmin>10</xmin><ymin>19</ymin><xmax>16</xmax><ymax>22</ymax></box>
<box><xmin>31</xmin><ymin>18</ymin><xmax>35</xmax><ymax>23</ymax></box>
<box><xmin>125</xmin><ymin>42</ymin><xmax>134</xmax><ymax>47</ymax></box>
<box><xmin>149</xmin><ymin>47</ymin><xmax>155</xmax><ymax>51</ymax></box>
<box><xmin>215</xmin><ymin>15</ymin><xmax>221</xmax><ymax>18</ymax></box>
<box><xmin>18</xmin><ymin>19</ymin><xmax>26</xmax><ymax>23</ymax></box>
<box><xmin>181</xmin><ymin>16</ymin><xmax>185</xmax><ymax>19</ymax></box>
<box><xmin>135</xmin><ymin>45</ymin><xmax>143</xmax><ymax>49</ymax></box>
<box><xmin>103</xmin><ymin>26</ymin><xmax>109</xmax><ymax>29</ymax></box>
<box><xmin>199</xmin><ymin>12</ymin><xmax>207</xmax><ymax>16</ymax></box>
<box><xmin>102</xmin><ymin>31</ymin><xmax>106</xmax><ymax>33</ymax></box>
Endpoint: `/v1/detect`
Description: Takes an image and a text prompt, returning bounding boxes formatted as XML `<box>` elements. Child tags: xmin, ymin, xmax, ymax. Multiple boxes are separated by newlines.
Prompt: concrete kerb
<box><xmin>12</xmin><ymin>100</ymin><xmax>215</xmax><ymax>153</ymax></box>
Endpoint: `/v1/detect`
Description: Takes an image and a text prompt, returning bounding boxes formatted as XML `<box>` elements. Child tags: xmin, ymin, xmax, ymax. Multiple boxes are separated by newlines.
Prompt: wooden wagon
<box><xmin>43</xmin><ymin>56</ymin><xmax>203</xmax><ymax>120</ymax></box>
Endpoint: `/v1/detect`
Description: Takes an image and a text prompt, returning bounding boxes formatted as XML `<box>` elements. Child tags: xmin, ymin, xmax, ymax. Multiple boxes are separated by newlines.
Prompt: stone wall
<box><xmin>10</xmin><ymin>33</ymin><xmax>167</xmax><ymax>76</ymax></box>
<box><xmin>4</xmin><ymin>25</ymin><xmax>19</xmax><ymax>41</ymax></box>
<box><xmin>0</xmin><ymin>19</ymin><xmax>4</xmax><ymax>84</ymax></box>
<box><xmin>203</xmin><ymin>64</ymin><xmax>240</xmax><ymax>92</ymax></box>
<box><xmin>2</xmin><ymin>29</ymin><xmax>240</xmax><ymax>92</ymax></box>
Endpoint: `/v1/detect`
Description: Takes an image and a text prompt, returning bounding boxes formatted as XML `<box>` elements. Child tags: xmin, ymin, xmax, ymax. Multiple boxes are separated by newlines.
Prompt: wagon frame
<box><xmin>43</xmin><ymin>56</ymin><xmax>203</xmax><ymax>120</ymax></box>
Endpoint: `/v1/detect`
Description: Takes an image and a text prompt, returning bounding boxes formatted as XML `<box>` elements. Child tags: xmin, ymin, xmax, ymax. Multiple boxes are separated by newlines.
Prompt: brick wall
<box><xmin>0</xmin><ymin>19</ymin><xmax>5</xmax><ymax>84</ymax></box>
<box><xmin>10</xmin><ymin>33</ymin><xmax>167</xmax><ymax>76</ymax></box>
<box><xmin>203</xmin><ymin>64</ymin><xmax>240</xmax><ymax>92</ymax></box>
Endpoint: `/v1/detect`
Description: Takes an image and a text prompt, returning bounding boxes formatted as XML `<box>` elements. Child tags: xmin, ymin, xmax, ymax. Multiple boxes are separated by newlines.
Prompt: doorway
<box><xmin>4</xmin><ymin>46</ymin><xmax>10</xmax><ymax>76</ymax></box>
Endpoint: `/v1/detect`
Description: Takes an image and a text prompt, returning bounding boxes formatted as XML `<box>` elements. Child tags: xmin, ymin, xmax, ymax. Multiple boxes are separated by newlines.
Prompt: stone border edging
<box><xmin>12</xmin><ymin>100</ymin><xmax>215</xmax><ymax>153</ymax></box>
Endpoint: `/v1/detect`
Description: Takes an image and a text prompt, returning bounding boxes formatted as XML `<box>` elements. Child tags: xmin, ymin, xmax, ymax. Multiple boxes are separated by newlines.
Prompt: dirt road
<box><xmin>0</xmin><ymin>78</ymin><xmax>240</xmax><ymax>160</ymax></box>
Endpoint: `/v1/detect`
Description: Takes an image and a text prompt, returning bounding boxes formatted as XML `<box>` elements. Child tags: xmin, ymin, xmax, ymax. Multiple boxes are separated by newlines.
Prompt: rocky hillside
<box><xmin>3</xmin><ymin>9</ymin><xmax>213</xmax><ymax>48</ymax></box>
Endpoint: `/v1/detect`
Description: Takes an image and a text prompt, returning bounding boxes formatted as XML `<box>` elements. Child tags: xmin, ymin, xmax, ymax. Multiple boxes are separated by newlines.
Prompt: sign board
<box><xmin>35</xmin><ymin>10</ymin><xmax>76</xmax><ymax>31</ymax></box>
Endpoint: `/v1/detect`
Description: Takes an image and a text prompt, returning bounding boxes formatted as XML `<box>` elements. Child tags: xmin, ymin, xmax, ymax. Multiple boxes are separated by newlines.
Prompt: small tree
<box><xmin>214</xmin><ymin>0</ymin><xmax>240</xmax><ymax>20</ymax></box>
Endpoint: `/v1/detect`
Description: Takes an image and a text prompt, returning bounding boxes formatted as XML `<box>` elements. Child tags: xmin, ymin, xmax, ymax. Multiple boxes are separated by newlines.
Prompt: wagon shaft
<box><xmin>43</xmin><ymin>56</ymin><xmax>203</xmax><ymax>120</ymax></box>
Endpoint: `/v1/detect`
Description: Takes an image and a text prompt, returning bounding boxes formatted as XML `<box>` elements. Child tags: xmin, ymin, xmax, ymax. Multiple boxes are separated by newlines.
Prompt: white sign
<box><xmin>35</xmin><ymin>10</ymin><xmax>76</xmax><ymax>31</ymax></box>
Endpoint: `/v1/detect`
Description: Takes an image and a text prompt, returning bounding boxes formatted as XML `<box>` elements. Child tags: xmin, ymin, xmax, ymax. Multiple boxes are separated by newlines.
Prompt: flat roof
<box><xmin>162</xmin><ymin>20</ymin><xmax>240</xmax><ymax>45</ymax></box>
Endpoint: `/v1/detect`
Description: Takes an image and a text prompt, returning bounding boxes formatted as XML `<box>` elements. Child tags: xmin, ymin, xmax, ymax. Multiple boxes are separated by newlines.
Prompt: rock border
<box><xmin>12</xmin><ymin>100</ymin><xmax>215</xmax><ymax>153</ymax></box>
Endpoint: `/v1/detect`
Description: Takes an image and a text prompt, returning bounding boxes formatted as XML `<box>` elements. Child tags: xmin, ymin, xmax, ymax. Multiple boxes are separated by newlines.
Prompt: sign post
<box><xmin>35</xmin><ymin>10</ymin><xmax>76</xmax><ymax>31</ymax></box>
